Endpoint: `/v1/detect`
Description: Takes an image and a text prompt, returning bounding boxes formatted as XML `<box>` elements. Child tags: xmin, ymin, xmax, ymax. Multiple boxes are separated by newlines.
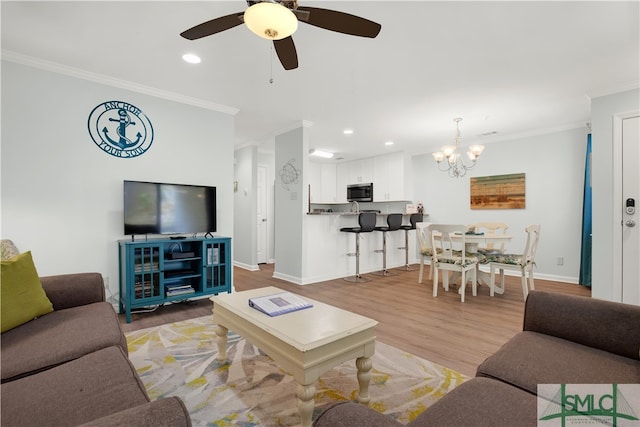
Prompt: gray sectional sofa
<box><xmin>1</xmin><ymin>272</ymin><xmax>191</xmax><ymax>426</ymax></box>
<box><xmin>313</xmin><ymin>291</ymin><xmax>640</xmax><ymax>427</ymax></box>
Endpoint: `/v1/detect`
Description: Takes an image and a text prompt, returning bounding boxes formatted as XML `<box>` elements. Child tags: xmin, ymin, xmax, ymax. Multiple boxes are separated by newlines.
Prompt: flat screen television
<box><xmin>123</xmin><ymin>180</ymin><xmax>216</xmax><ymax>236</ymax></box>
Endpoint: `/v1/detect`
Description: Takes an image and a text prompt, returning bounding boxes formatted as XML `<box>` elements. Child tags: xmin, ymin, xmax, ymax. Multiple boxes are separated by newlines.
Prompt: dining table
<box><xmin>449</xmin><ymin>232</ymin><xmax>513</xmax><ymax>293</ymax></box>
<box><xmin>454</xmin><ymin>233</ymin><xmax>513</xmax><ymax>253</ymax></box>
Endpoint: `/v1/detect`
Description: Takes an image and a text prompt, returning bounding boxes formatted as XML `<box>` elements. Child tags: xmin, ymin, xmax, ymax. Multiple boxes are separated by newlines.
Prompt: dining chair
<box><xmin>416</xmin><ymin>222</ymin><xmax>433</xmax><ymax>283</ymax></box>
<box><xmin>429</xmin><ymin>224</ymin><xmax>481</xmax><ymax>302</ymax></box>
<box><xmin>488</xmin><ymin>224</ymin><xmax>540</xmax><ymax>301</ymax></box>
<box><xmin>471</xmin><ymin>222</ymin><xmax>509</xmax><ymax>254</ymax></box>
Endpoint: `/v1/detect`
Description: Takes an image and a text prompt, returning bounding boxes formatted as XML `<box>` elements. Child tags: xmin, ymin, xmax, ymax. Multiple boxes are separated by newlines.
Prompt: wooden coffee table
<box><xmin>210</xmin><ymin>286</ymin><xmax>378</xmax><ymax>427</ymax></box>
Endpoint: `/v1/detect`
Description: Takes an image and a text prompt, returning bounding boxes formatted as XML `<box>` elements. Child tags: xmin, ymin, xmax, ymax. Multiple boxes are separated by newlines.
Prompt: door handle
<box><xmin>626</xmin><ymin>220</ymin><xmax>636</xmax><ymax>227</ymax></box>
<box><xmin>261</xmin><ymin>218</ymin><xmax>267</xmax><ymax>222</ymax></box>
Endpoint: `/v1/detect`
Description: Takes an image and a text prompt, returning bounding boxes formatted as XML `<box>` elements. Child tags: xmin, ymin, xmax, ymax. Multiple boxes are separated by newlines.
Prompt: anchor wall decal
<box><xmin>88</xmin><ymin>100</ymin><xmax>154</xmax><ymax>159</ymax></box>
<box><xmin>102</xmin><ymin>108</ymin><xmax>142</xmax><ymax>149</ymax></box>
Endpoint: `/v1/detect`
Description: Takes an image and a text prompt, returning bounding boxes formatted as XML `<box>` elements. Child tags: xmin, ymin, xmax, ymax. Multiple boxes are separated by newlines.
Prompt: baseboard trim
<box><xmin>233</xmin><ymin>261</ymin><xmax>260</xmax><ymax>272</ymax></box>
<box><xmin>476</xmin><ymin>264</ymin><xmax>578</xmax><ymax>284</ymax></box>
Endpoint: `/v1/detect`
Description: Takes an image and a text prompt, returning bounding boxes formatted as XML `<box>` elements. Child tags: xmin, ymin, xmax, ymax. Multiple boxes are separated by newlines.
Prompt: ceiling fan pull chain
<box><xmin>269</xmin><ymin>44</ymin><xmax>274</xmax><ymax>84</ymax></box>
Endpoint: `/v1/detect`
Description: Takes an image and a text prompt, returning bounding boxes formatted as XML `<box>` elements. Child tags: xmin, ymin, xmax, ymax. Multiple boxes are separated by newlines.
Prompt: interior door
<box><xmin>256</xmin><ymin>165</ymin><xmax>268</xmax><ymax>264</ymax></box>
<box><xmin>622</xmin><ymin>115</ymin><xmax>640</xmax><ymax>305</ymax></box>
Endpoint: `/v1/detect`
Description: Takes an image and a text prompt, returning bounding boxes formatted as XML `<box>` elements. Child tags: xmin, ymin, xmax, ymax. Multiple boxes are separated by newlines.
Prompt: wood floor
<box><xmin>118</xmin><ymin>263</ymin><xmax>591</xmax><ymax>377</ymax></box>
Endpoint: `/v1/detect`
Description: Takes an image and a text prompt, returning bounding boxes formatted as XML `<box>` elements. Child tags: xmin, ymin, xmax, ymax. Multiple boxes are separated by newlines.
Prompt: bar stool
<box><xmin>373</xmin><ymin>213</ymin><xmax>403</xmax><ymax>276</ymax></box>
<box><xmin>397</xmin><ymin>213</ymin><xmax>423</xmax><ymax>271</ymax></box>
<box><xmin>340</xmin><ymin>212</ymin><xmax>377</xmax><ymax>283</ymax></box>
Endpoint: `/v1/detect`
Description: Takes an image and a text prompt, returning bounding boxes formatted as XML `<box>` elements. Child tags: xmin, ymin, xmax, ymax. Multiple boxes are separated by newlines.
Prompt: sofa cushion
<box><xmin>1</xmin><ymin>301</ymin><xmax>128</xmax><ymax>382</ymax></box>
<box><xmin>40</xmin><ymin>272</ymin><xmax>106</xmax><ymax>310</ymax></box>
<box><xmin>313</xmin><ymin>378</ymin><xmax>539</xmax><ymax>427</ymax></box>
<box><xmin>77</xmin><ymin>397</ymin><xmax>192</xmax><ymax>427</ymax></box>
<box><xmin>523</xmin><ymin>291</ymin><xmax>640</xmax><ymax>360</ymax></box>
<box><xmin>410</xmin><ymin>377</ymin><xmax>537</xmax><ymax>427</ymax></box>
<box><xmin>313</xmin><ymin>401</ymin><xmax>403</xmax><ymax>427</ymax></box>
<box><xmin>476</xmin><ymin>331</ymin><xmax>640</xmax><ymax>395</ymax></box>
<box><xmin>1</xmin><ymin>346</ymin><xmax>150</xmax><ymax>427</ymax></box>
<box><xmin>0</xmin><ymin>251</ymin><xmax>53</xmax><ymax>333</ymax></box>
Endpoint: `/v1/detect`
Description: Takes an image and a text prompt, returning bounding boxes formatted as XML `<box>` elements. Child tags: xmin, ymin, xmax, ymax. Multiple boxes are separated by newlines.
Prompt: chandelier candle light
<box><xmin>432</xmin><ymin>118</ymin><xmax>485</xmax><ymax>178</ymax></box>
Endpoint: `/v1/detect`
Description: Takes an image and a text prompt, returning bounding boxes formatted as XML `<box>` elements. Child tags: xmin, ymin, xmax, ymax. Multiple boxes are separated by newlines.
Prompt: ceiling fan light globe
<box><xmin>244</xmin><ymin>2</ymin><xmax>298</xmax><ymax>40</ymax></box>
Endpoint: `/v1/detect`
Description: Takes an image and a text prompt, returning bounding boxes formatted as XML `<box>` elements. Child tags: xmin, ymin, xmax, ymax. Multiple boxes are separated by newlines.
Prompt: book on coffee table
<box><xmin>248</xmin><ymin>291</ymin><xmax>313</xmax><ymax>317</ymax></box>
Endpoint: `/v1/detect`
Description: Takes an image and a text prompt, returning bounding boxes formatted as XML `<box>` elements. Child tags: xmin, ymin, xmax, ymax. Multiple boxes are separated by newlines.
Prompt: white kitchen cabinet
<box><xmin>308</xmin><ymin>161</ymin><xmax>322</xmax><ymax>203</ymax></box>
<box><xmin>348</xmin><ymin>158</ymin><xmax>373</xmax><ymax>184</ymax></box>
<box><xmin>309</xmin><ymin>162</ymin><xmax>338</xmax><ymax>203</ymax></box>
<box><xmin>335</xmin><ymin>163</ymin><xmax>349</xmax><ymax>202</ymax></box>
<box><xmin>320</xmin><ymin>163</ymin><xmax>337</xmax><ymax>202</ymax></box>
<box><xmin>310</xmin><ymin>153</ymin><xmax>412</xmax><ymax>203</ymax></box>
<box><xmin>373</xmin><ymin>152</ymin><xmax>412</xmax><ymax>201</ymax></box>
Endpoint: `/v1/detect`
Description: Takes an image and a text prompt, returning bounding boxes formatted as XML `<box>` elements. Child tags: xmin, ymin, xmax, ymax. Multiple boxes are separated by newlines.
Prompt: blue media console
<box><xmin>118</xmin><ymin>236</ymin><xmax>232</xmax><ymax>323</ymax></box>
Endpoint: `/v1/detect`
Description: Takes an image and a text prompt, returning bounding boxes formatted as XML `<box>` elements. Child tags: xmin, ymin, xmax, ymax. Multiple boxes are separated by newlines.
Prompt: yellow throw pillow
<box><xmin>1</xmin><ymin>251</ymin><xmax>53</xmax><ymax>333</ymax></box>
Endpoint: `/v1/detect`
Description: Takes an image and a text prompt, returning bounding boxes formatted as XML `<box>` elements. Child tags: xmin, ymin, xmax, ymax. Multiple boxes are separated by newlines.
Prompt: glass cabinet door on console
<box><xmin>119</xmin><ymin>237</ymin><xmax>232</xmax><ymax>323</ymax></box>
<box><xmin>129</xmin><ymin>243</ymin><xmax>163</xmax><ymax>304</ymax></box>
<box><xmin>203</xmin><ymin>238</ymin><xmax>231</xmax><ymax>293</ymax></box>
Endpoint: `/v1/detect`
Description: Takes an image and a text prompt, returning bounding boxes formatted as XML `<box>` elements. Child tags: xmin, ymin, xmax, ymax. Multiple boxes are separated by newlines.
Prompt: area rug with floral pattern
<box><xmin>125</xmin><ymin>315</ymin><xmax>468</xmax><ymax>426</ymax></box>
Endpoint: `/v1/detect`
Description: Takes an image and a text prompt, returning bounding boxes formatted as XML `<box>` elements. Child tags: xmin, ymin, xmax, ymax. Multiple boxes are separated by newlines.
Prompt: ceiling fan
<box><xmin>180</xmin><ymin>0</ymin><xmax>381</xmax><ymax>70</ymax></box>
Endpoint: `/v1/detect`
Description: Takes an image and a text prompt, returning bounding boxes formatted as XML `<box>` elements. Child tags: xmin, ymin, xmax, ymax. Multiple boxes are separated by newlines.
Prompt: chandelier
<box><xmin>432</xmin><ymin>118</ymin><xmax>485</xmax><ymax>178</ymax></box>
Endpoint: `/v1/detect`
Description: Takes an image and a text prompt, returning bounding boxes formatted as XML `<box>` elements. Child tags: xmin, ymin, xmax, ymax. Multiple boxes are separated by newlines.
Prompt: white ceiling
<box><xmin>2</xmin><ymin>1</ymin><xmax>639</xmax><ymax>161</ymax></box>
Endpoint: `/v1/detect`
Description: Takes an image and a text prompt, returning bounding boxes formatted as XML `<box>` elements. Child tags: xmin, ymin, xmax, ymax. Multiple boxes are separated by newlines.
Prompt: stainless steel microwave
<box><xmin>347</xmin><ymin>183</ymin><xmax>374</xmax><ymax>202</ymax></box>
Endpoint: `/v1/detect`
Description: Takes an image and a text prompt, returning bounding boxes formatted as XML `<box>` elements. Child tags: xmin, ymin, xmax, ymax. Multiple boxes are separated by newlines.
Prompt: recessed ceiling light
<box><xmin>343</xmin><ymin>129</ymin><xmax>354</xmax><ymax>135</ymax></box>
<box><xmin>182</xmin><ymin>53</ymin><xmax>201</xmax><ymax>64</ymax></box>
<box><xmin>384</xmin><ymin>141</ymin><xmax>394</xmax><ymax>146</ymax></box>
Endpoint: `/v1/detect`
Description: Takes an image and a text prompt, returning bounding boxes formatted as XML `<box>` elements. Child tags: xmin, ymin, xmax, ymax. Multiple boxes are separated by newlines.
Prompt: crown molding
<box><xmin>477</xmin><ymin>121</ymin><xmax>588</xmax><ymax>145</ymax></box>
<box><xmin>587</xmin><ymin>80</ymin><xmax>640</xmax><ymax>99</ymax></box>
<box><xmin>272</xmin><ymin>120</ymin><xmax>315</xmax><ymax>137</ymax></box>
<box><xmin>411</xmin><ymin>120</ymin><xmax>588</xmax><ymax>157</ymax></box>
<box><xmin>1</xmin><ymin>50</ymin><xmax>239</xmax><ymax>115</ymax></box>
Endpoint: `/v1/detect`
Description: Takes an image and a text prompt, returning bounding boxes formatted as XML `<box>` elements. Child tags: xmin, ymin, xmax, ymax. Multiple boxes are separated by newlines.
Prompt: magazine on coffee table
<box><xmin>248</xmin><ymin>291</ymin><xmax>313</xmax><ymax>317</ymax></box>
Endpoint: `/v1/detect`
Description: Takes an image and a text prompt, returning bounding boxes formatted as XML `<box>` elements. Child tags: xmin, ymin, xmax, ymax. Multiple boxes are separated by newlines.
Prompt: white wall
<box><xmin>233</xmin><ymin>145</ymin><xmax>257</xmax><ymax>270</ymax></box>
<box><xmin>413</xmin><ymin>127</ymin><xmax>588</xmax><ymax>283</ymax></box>
<box><xmin>273</xmin><ymin>126</ymin><xmax>308</xmax><ymax>283</ymax></box>
<box><xmin>591</xmin><ymin>88</ymin><xmax>640</xmax><ymax>301</ymax></box>
<box><xmin>1</xmin><ymin>60</ymin><xmax>235</xmax><ymax>301</ymax></box>
<box><xmin>232</xmin><ymin>146</ymin><xmax>276</xmax><ymax>269</ymax></box>
<box><xmin>258</xmin><ymin>150</ymin><xmax>276</xmax><ymax>263</ymax></box>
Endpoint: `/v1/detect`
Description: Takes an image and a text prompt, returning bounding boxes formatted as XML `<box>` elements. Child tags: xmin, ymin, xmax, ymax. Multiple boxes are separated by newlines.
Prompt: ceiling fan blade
<box><xmin>273</xmin><ymin>37</ymin><xmax>298</xmax><ymax>70</ymax></box>
<box><xmin>180</xmin><ymin>12</ymin><xmax>244</xmax><ymax>40</ymax></box>
<box><xmin>296</xmin><ymin>6</ymin><xmax>381</xmax><ymax>38</ymax></box>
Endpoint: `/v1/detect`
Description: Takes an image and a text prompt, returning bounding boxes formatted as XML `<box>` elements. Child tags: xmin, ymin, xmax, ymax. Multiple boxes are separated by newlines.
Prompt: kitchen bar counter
<box><xmin>299</xmin><ymin>210</ymin><xmax>427</xmax><ymax>284</ymax></box>
<box><xmin>307</xmin><ymin>212</ymin><xmax>427</xmax><ymax>216</ymax></box>
<box><xmin>307</xmin><ymin>211</ymin><xmax>378</xmax><ymax>215</ymax></box>
<box><xmin>307</xmin><ymin>211</ymin><xmax>360</xmax><ymax>215</ymax></box>
<box><xmin>308</xmin><ymin>201</ymin><xmax>413</xmax><ymax>215</ymax></box>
